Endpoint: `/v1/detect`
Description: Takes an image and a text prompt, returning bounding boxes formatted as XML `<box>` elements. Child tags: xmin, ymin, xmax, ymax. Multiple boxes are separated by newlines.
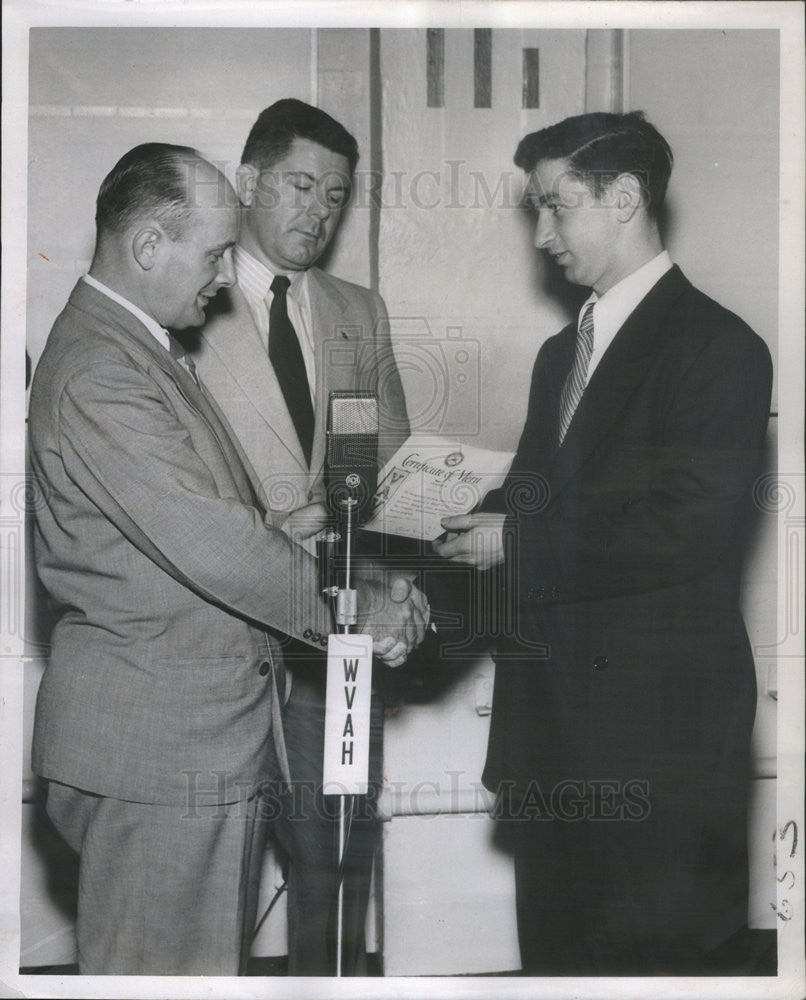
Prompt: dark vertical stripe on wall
<box><xmin>427</xmin><ymin>28</ymin><xmax>445</xmax><ymax>108</ymax></box>
<box><xmin>474</xmin><ymin>29</ymin><xmax>492</xmax><ymax>108</ymax></box>
<box><xmin>522</xmin><ymin>48</ymin><xmax>540</xmax><ymax>108</ymax></box>
<box><xmin>368</xmin><ymin>28</ymin><xmax>382</xmax><ymax>293</ymax></box>
<box><xmin>612</xmin><ymin>30</ymin><xmax>625</xmax><ymax>112</ymax></box>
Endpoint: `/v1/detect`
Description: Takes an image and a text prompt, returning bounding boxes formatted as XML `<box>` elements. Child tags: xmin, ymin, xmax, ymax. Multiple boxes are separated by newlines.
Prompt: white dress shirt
<box><xmin>234</xmin><ymin>245</ymin><xmax>316</xmax><ymax>405</ymax></box>
<box><xmin>580</xmin><ymin>250</ymin><xmax>673</xmax><ymax>384</ymax></box>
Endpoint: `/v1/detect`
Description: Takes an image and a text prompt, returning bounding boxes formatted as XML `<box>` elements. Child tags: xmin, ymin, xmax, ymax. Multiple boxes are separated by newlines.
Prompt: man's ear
<box><xmin>132</xmin><ymin>227</ymin><xmax>161</xmax><ymax>271</ymax></box>
<box><xmin>614</xmin><ymin>173</ymin><xmax>644</xmax><ymax>222</ymax></box>
<box><xmin>235</xmin><ymin>163</ymin><xmax>258</xmax><ymax>208</ymax></box>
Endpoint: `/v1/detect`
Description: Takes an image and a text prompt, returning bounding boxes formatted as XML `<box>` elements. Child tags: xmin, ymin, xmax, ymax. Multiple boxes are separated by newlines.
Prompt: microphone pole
<box><xmin>321</xmin><ymin>391</ymin><xmax>379</xmax><ymax>977</ymax></box>
<box><xmin>335</xmin><ymin>489</ymin><xmax>355</xmax><ymax>980</ymax></box>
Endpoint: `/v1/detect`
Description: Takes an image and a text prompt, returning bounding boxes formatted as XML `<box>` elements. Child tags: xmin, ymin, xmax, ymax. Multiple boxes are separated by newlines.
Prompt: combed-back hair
<box><xmin>241</xmin><ymin>98</ymin><xmax>359</xmax><ymax>175</ymax></box>
<box><xmin>95</xmin><ymin>143</ymin><xmax>205</xmax><ymax>241</ymax></box>
<box><xmin>514</xmin><ymin>111</ymin><xmax>674</xmax><ymax>217</ymax></box>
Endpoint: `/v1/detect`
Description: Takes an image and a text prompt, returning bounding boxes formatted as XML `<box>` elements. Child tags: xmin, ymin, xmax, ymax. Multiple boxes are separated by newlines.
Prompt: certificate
<box><xmin>362</xmin><ymin>435</ymin><xmax>514</xmax><ymax>541</ymax></box>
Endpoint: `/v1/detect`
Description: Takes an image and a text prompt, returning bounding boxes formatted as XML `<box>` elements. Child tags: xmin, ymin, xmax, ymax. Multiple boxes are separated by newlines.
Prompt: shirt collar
<box><xmin>82</xmin><ymin>273</ymin><xmax>171</xmax><ymax>353</ymax></box>
<box><xmin>579</xmin><ymin>250</ymin><xmax>673</xmax><ymax>334</ymax></box>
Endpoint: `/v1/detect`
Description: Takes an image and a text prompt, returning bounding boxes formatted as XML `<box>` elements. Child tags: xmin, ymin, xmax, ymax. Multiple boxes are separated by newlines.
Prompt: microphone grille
<box><xmin>328</xmin><ymin>391</ymin><xmax>379</xmax><ymax>435</ymax></box>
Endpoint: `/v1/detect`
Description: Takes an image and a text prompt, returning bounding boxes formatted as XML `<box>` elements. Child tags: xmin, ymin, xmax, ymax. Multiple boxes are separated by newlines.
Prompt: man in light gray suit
<box><xmin>28</xmin><ymin>142</ymin><xmax>426</xmax><ymax>976</ymax></box>
<box><xmin>193</xmin><ymin>100</ymin><xmax>410</xmax><ymax>975</ymax></box>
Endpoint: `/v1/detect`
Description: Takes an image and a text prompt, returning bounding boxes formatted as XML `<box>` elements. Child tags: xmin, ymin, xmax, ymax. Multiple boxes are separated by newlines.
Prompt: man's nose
<box><xmin>216</xmin><ymin>248</ymin><xmax>236</xmax><ymax>287</ymax></box>
<box><xmin>534</xmin><ymin>212</ymin><xmax>553</xmax><ymax>249</ymax></box>
<box><xmin>307</xmin><ymin>192</ymin><xmax>331</xmax><ymax>221</ymax></box>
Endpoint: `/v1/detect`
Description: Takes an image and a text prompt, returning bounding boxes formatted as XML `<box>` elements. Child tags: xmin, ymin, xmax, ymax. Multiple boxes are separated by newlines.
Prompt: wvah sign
<box><xmin>323</xmin><ymin>633</ymin><xmax>373</xmax><ymax>795</ymax></box>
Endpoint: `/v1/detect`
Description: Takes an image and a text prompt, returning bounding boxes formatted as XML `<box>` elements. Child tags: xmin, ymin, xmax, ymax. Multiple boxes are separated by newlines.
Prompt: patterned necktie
<box><xmin>558</xmin><ymin>302</ymin><xmax>595</xmax><ymax>444</ymax></box>
<box><xmin>268</xmin><ymin>275</ymin><xmax>314</xmax><ymax>466</ymax></box>
<box><xmin>168</xmin><ymin>335</ymin><xmax>202</xmax><ymax>389</ymax></box>
<box><xmin>183</xmin><ymin>354</ymin><xmax>202</xmax><ymax>390</ymax></box>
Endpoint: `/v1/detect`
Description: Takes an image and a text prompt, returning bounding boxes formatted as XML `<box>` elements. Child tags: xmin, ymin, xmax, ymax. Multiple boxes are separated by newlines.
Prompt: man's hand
<box><xmin>432</xmin><ymin>512</ymin><xmax>506</xmax><ymax>570</ymax></box>
<box><xmin>282</xmin><ymin>501</ymin><xmax>331</xmax><ymax>542</ymax></box>
<box><xmin>357</xmin><ymin>574</ymin><xmax>430</xmax><ymax>668</ymax></box>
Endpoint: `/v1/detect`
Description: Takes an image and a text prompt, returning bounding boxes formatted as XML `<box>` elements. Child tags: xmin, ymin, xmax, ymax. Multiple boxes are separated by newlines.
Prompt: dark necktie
<box><xmin>558</xmin><ymin>302</ymin><xmax>595</xmax><ymax>444</ymax></box>
<box><xmin>268</xmin><ymin>275</ymin><xmax>314</xmax><ymax>466</ymax></box>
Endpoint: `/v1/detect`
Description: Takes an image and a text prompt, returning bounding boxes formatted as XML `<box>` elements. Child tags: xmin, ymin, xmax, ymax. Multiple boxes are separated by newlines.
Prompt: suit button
<box><xmin>258</xmin><ymin>661</ymin><xmax>271</xmax><ymax>676</ymax></box>
<box><xmin>526</xmin><ymin>587</ymin><xmax>535</xmax><ymax>600</ymax></box>
<box><xmin>550</xmin><ymin>587</ymin><xmax>560</xmax><ymax>599</ymax></box>
<box><xmin>593</xmin><ymin>656</ymin><xmax>609</xmax><ymax>672</ymax></box>
<box><xmin>311</xmin><ymin>632</ymin><xmax>321</xmax><ymax>643</ymax></box>
<box><xmin>303</xmin><ymin>629</ymin><xmax>312</xmax><ymax>639</ymax></box>
<box><xmin>537</xmin><ymin>588</ymin><xmax>546</xmax><ymax>600</ymax></box>
<box><xmin>320</xmin><ymin>637</ymin><xmax>328</xmax><ymax>648</ymax></box>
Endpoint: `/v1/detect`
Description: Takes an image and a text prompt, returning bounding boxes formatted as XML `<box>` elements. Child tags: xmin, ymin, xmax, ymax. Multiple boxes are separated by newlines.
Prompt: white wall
<box><xmin>625</xmin><ymin>30</ymin><xmax>779</xmax><ymax>404</ymax></box>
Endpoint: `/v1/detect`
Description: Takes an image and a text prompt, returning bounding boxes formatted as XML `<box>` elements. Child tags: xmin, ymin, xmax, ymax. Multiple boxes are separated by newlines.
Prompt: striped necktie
<box><xmin>558</xmin><ymin>302</ymin><xmax>595</xmax><ymax>444</ymax></box>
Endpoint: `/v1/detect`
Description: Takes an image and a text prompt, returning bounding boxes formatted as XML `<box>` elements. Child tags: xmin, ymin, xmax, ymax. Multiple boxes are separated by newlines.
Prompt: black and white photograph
<box><xmin>1</xmin><ymin>1</ymin><xmax>803</xmax><ymax>997</ymax></box>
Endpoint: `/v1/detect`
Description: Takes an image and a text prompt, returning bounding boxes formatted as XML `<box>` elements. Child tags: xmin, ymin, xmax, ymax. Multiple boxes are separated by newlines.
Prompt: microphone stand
<box><xmin>320</xmin><ymin>490</ymin><xmax>360</xmax><ymax>978</ymax></box>
<box><xmin>335</xmin><ymin>496</ymin><xmax>357</xmax><ymax>980</ymax></box>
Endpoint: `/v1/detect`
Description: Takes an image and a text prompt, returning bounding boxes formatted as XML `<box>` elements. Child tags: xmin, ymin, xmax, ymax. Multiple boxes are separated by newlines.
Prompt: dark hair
<box><xmin>240</xmin><ymin>98</ymin><xmax>359</xmax><ymax>175</ymax></box>
<box><xmin>95</xmin><ymin>143</ymin><xmax>207</xmax><ymax>241</ymax></box>
<box><xmin>514</xmin><ymin>111</ymin><xmax>674</xmax><ymax>217</ymax></box>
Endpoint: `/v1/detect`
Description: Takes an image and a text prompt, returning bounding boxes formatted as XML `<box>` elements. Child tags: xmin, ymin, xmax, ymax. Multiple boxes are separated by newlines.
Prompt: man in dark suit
<box><xmin>28</xmin><ymin>143</ymin><xmax>427</xmax><ymax>975</ymax></box>
<box><xmin>434</xmin><ymin>112</ymin><xmax>772</xmax><ymax>975</ymax></box>
<box><xmin>192</xmin><ymin>99</ymin><xmax>411</xmax><ymax>976</ymax></box>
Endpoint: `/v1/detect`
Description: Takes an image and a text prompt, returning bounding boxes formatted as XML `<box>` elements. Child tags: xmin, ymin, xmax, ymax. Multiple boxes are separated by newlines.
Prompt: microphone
<box><xmin>325</xmin><ymin>390</ymin><xmax>380</xmax><ymax>523</ymax></box>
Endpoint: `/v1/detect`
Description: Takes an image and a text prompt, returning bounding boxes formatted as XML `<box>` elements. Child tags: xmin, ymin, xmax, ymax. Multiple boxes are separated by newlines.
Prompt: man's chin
<box><xmin>172</xmin><ymin>308</ymin><xmax>206</xmax><ymax>332</ymax></box>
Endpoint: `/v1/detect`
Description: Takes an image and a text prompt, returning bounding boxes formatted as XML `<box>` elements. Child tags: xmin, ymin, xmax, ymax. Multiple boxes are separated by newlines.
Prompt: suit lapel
<box><xmin>538</xmin><ymin>328</ymin><xmax>575</xmax><ymax>462</ymax></box>
<box><xmin>548</xmin><ymin>266</ymin><xmax>690</xmax><ymax>497</ymax></box>
<box><xmin>70</xmin><ymin>281</ymin><xmax>259</xmax><ymax>507</ymax></box>
<box><xmin>201</xmin><ymin>271</ymin><xmax>371</xmax><ymax>499</ymax></box>
<box><xmin>201</xmin><ymin>285</ymin><xmax>309</xmax><ymax>476</ymax></box>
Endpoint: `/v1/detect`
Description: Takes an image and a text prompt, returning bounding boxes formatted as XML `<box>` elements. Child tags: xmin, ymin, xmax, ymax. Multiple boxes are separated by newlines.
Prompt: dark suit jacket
<box><xmin>481</xmin><ymin>266</ymin><xmax>772</xmax><ymax>951</ymax></box>
<box><xmin>28</xmin><ymin>280</ymin><xmax>334</xmax><ymax>805</ymax></box>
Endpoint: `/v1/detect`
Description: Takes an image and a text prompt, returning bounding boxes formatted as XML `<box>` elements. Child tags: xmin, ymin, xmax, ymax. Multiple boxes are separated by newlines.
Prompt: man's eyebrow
<box><xmin>207</xmin><ymin>240</ymin><xmax>236</xmax><ymax>254</ymax></box>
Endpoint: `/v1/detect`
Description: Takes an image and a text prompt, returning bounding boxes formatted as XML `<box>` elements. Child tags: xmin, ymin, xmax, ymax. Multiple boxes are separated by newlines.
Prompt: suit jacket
<box><xmin>483</xmin><ymin>266</ymin><xmax>772</xmax><ymax>793</ymax></box>
<box><xmin>29</xmin><ymin>280</ymin><xmax>334</xmax><ymax>805</ymax></box>
<box><xmin>193</xmin><ymin>266</ymin><xmax>409</xmax><ymax>519</ymax></box>
<box><xmin>481</xmin><ymin>267</ymin><xmax>772</xmax><ymax>950</ymax></box>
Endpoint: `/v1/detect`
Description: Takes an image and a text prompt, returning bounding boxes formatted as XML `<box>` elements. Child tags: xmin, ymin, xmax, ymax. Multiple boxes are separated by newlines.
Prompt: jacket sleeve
<box><xmin>504</xmin><ymin>321</ymin><xmax>773</xmax><ymax>604</ymax></box>
<box><xmin>56</xmin><ymin>356</ymin><xmax>332</xmax><ymax>642</ymax></box>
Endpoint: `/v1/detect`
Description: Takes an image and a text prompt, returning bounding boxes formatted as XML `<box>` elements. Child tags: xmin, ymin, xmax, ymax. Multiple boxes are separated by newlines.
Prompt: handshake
<box><xmin>285</xmin><ymin>501</ymin><xmax>431</xmax><ymax>669</ymax></box>
<box><xmin>287</xmin><ymin>501</ymin><xmax>508</xmax><ymax>669</ymax></box>
<box><xmin>355</xmin><ymin>572</ymin><xmax>430</xmax><ymax>669</ymax></box>
<box><xmin>353</xmin><ymin>510</ymin><xmax>509</xmax><ymax>667</ymax></box>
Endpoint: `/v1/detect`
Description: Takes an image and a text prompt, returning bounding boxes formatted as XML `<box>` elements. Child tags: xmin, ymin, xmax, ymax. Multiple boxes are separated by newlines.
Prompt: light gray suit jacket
<box><xmin>193</xmin><ymin>266</ymin><xmax>409</xmax><ymax>519</ymax></box>
<box><xmin>29</xmin><ymin>280</ymin><xmax>334</xmax><ymax>805</ymax></box>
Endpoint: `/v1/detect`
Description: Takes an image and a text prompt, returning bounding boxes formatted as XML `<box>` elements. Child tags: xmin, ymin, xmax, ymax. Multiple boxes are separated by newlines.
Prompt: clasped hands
<box><xmin>356</xmin><ymin>510</ymin><xmax>508</xmax><ymax>667</ymax></box>
<box><xmin>284</xmin><ymin>501</ymin><xmax>430</xmax><ymax>668</ymax></box>
<box><xmin>355</xmin><ymin>572</ymin><xmax>430</xmax><ymax>668</ymax></box>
